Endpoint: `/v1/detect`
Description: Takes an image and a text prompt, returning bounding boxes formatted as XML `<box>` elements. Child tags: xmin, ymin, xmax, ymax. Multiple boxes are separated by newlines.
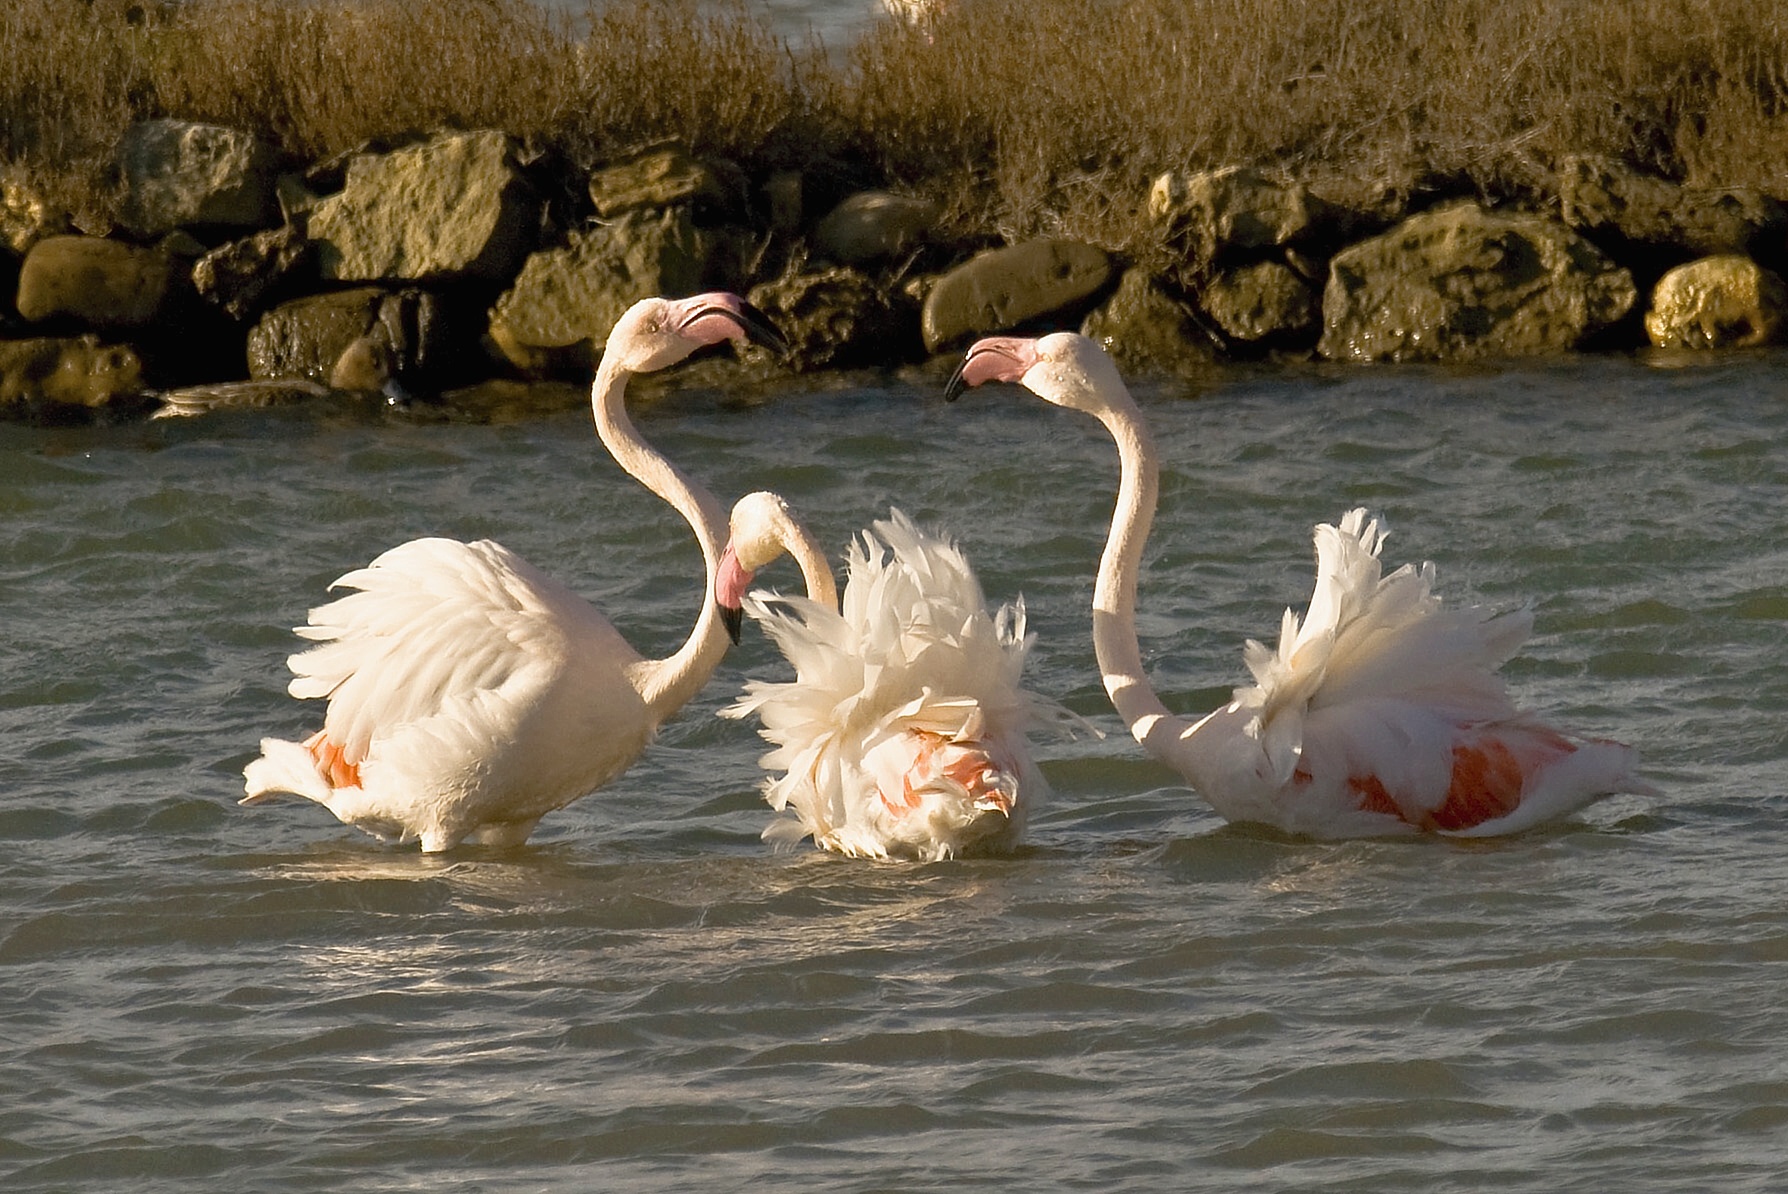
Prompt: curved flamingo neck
<box><xmin>783</xmin><ymin>523</ymin><xmax>839</xmax><ymax>611</ymax></box>
<box><xmin>1088</xmin><ymin>386</ymin><xmax>1198</xmax><ymax>757</ymax></box>
<box><xmin>591</xmin><ymin>356</ymin><xmax>730</xmax><ymax>718</ymax></box>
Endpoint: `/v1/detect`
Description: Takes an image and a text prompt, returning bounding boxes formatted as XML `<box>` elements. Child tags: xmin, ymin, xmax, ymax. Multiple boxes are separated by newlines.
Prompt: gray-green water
<box><xmin>3</xmin><ymin>356</ymin><xmax>1785</xmax><ymax>1191</ymax></box>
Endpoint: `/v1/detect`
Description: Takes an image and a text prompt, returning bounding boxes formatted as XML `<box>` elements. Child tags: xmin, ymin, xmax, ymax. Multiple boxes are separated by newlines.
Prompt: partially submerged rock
<box><xmin>1318</xmin><ymin>202</ymin><xmax>1636</xmax><ymax>362</ymax></box>
<box><xmin>487</xmin><ymin>208</ymin><xmax>708</xmax><ymax>374</ymax></box>
<box><xmin>248</xmin><ymin>287</ymin><xmax>447</xmax><ymax>391</ymax></box>
<box><xmin>307</xmin><ymin>130</ymin><xmax>537</xmax><ymax>283</ymax></box>
<box><xmin>921</xmin><ymin>238</ymin><xmax>1113</xmax><ymax>352</ymax></box>
<box><xmin>0</xmin><ymin>335</ymin><xmax>144</xmax><ymax>417</ymax></box>
<box><xmin>1644</xmin><ymin>255</ymin><xmax>1788</xmax><ymax>349</ymax></box>
<box><xmin>115</xmin><ymin>119</ymin><xmax>280</xmax><ymax>237</ymax></box>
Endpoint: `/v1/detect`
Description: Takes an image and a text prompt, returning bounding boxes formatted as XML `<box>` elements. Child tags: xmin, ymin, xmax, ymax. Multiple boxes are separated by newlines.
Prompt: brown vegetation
<box><xmin>3</xmin><ymin>0</ymin><xmax>1785</xmax><ymax>254</ymax></box>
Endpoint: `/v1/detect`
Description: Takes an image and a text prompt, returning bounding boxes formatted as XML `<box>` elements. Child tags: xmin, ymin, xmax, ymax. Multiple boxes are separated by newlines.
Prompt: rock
<box><xmin>0</xmin><ymin>173</ymin><xmax>74</xmax><ymax>255</ymax></box>
<box><xmin>1558</xmin><ymin>155</ymin><xmax>1786</xmax><ymax>259</ymax></box>
<box><xmin>1079</xmin><ymin>269</ymin><xmax>1217</xmax><ymax>374</ymax></box>
<box><xmin>921</xmin><ymin>238</ymin><xmax>1114</xmax><ymax>352</ymax></box>
<box><xmin>16</xmin><ymin>235</ymin><xmax>178</xmax><ymax>329</ymax></box>
<box><xmin>1317</xmin><ymin>202</ymin><xmax>1637</xmax><ymax>362</ymax></box>
<box><xmin>191</xmin><ymin>224</ymin><xmax>313</xmax><ymax>320</ymax></box>
<box><xmin>115</xmin><ymin>119</ymin><xmax>280</xmax><ymax>236</ymax></box>
<box><xmin>1644</xmin><ymin>255</ymin><xmax>1788</xmax><ymax>349</ymax></box>
<box><xmin>747</xmin><ymin>267</ymin><xmax>909</xmax><ymax>371</ymax></box>
<box><xmin>0</xmin><ymin>335</ymin><xmax>144</xmax><ymax>417</ymax></box>
<box><xmin>1203</xmin><ymin>260</ymin><xmax>1320</xmax><ymax>346</ymax></box>
<box><xmin>1149</xmin><ymin>166</ymin><xmax>1332</xmax><ymax>265</ymax></box>
<box><xmin>307</xmin><ymin>130</ymin><xmax>537</xmax><ymax>283</ymax></box>
<box><xmin>587</xmin><ymin>143</ymin><xmax>742</xmax><ymax>222</ymax></box>
<box><xmin>814</xmin><ymin>190</ymin><xmax>938</xmax><ymax>265</ymax></box>
<box><xmin>486</xmin><ymin>208</ymin><xmax>707</xmax><ymax>374</ymax></box>
<box><xmin>247</xmin><ymin>287</ymin><xmax>448</xmax><ymax>390</ymax></box>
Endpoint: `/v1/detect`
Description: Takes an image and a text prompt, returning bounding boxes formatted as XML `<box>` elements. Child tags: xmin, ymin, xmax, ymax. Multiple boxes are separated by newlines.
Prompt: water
<box><xmin>3</xmin><ymin>354</ymin><xmax>1786</xmax><ymax>1191</ymax></box>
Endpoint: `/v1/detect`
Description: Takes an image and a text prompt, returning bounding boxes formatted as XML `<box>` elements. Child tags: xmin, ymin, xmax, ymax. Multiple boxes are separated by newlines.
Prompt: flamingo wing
<box><xmin>726</xmin><ymin>510</ymin><xmax>1052</xmax><ymax>859</ymax></box>
<box><xmin>1212</xmin><ymin>510</ymin><xmax>1651</xmax><ymax>836</ymax></box>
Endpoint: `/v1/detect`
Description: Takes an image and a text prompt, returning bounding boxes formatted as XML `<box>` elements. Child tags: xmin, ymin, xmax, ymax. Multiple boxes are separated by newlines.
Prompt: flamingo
<box><xmin>241</xmin><ymin>293</ymin><xmax>787</xmax><ymax>851</ymax></box>
<box><xmin>718</xmin><ymin>492</ymin><xmax>1068</xmax><ymax>860</ymax></box>
<box><xmin>946</xmin><ymin>332</ymin><xmax>1657</xmax><ymax>837</ymax></box>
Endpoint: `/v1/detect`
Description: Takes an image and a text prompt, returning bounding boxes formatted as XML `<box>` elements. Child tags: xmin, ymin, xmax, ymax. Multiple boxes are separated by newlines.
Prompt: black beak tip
<box><xmin>721</xmin><ymin>603</ymin><xmax>744</xmax><ymax>646</ymax></box>
<box><xmin>943</xmin><ymin>359</ymin><xmax>971</xmax><ymax>403</ymax></box>
<box><xmin>737</xmin><ymin>300</ymin><xmax>791</xmax><ymax>360</ymax></box>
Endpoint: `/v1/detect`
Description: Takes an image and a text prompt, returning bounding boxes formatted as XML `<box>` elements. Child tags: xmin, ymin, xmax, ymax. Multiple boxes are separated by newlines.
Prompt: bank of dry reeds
<box><xmin>3</xmin><ymin>0</ymin><xmax>1785</xmax><ymax>253</ymax></box>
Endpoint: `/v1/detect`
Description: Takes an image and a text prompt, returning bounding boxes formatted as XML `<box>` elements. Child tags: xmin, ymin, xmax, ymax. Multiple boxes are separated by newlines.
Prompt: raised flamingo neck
<box><xmin>1088</xmin><ymin>384</ymin><xmax>1195</xmax><ymax>756</ymax></box>
<box><xmin>590</xmin><ymin>355</ymin><xmax>731</xmax><ymax>717</ymax></box>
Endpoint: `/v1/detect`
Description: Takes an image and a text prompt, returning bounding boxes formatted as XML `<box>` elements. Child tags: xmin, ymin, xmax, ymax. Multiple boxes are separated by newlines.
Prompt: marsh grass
<box><xmin>2</xmin><ymin>0</ymin><xmax>1784</xmax><ymax>254</ymax></box>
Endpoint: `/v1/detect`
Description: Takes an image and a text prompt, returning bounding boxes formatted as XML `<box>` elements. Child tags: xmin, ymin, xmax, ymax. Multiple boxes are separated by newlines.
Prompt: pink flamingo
<box><xmin>242</xmin><ymin>293</ymin><xmax>789</xmax><ymax>851</ymax></box>
<box><xmin>947</xmin><ymin>332</ymin><xmax>1657</xmax><ymax>837</ymax></box>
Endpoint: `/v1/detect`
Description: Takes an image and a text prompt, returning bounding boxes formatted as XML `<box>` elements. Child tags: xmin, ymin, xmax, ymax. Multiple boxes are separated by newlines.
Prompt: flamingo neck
<box><xmin>784</xmin><ymin>523</ymin><xmax>840</xmax><ymax>611</ymax></box>
<box><xmin>591</xmin><ymin>357</ymin><xmax>730</xmax><ymax>719</ymax></box>
<box><xmin>1089</xmin><ymin>388</ymin><xmax>1198</xmax><ymax>759</ymax></box>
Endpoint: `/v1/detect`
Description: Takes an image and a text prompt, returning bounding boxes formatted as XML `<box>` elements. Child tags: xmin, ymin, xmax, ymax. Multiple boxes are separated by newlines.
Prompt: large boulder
<box><xmin>16</xmin><ymin>235</ymin><xmax>179</xmax><ymax>329</ymax></box>
<box><xmin>1644</xmin><ymin>255</ymin><xmax>1788</xmax><ymax>349</ymax></box>
<box><xmin>115</xmin><ymin>119</ymin><xmax>280</xmax><ymax>237</ymax></box>
<box><xmin>587</xmin><ymin>143</ymin><xmax>743</xmax><ymax>223</ymax></box>
<box><xmin>0</xmin><ymin>336</ymin><xmax>144</xmax><ymax>417</ymax></box>
<box><xmin>747</xmin><ymin>267</ymin><xmax>909</xmax><ymax>371</ymax></box>
<box><xmin>1080</xmin><ymin>268</ymin><xmax>1217</xmax><ymax>374</ymax></box>
<box><xmin>1149</xmin><ymin>166</ymin><xmax>1333</xmax><ymax>266</ymax></box>
<box><xmin>486</xmin><ymin>208</ymin><xmax>707</xmax><ymax>374</ymax></box>
<box><xmin>921</xmin><ymin>238</ymin><xmax>1114</xmax><ymax>352</ymax></box>
<box><xmin>1202</xmin><ymin>260</ymin><xmax>1320</xmax><ymax>347</ymax></box>
<box><xmin>814</xmin><ymin>190</ymin><xmax>938</xmax><ymax>265</ymax></box>
<box><xmin>247</xmin><ymin>287</ymin><xmax>448</xmax><ymax>390</ymax></box>
<box><xmin>191</xmin><ymin>224</ymin><xmax>313</xmax><ymax>321</ymax></box>
<box><xmin>306</xmin><ymin>130</ymin><xmax>537</xmax><ymax>283</ymax></box>
<box><xmin>1318</xmin><ymin>202</ymin><xmax>1637</xmax><ymax>362</ymax></box>
<box><xmin>1558</xmin><ymin>155</ymin><xmax>1786</xmax><ymax>261</ymax></box>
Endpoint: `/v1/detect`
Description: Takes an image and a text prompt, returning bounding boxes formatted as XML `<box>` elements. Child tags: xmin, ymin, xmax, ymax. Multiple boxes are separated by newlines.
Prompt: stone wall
<box><xmin>4</xmin><ymin>122</ymin><xmax>1785</xmax><ymax>421</ymax></box>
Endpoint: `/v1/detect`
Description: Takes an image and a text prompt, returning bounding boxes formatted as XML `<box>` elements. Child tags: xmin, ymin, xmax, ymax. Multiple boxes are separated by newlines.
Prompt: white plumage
<box><xmin>241</xmin><ymin>293</ymin><xmax>789</xmax><ymax>852</ymax></box>
<box><xmin>724</xmin><ymin>509</ymin><xmax>1062</xmax><ymax>860</ymax></box>
<box><xmin>948</xmin><ymin>332</ymin><xmax>1657</xmax><ymax>838</ymax></box>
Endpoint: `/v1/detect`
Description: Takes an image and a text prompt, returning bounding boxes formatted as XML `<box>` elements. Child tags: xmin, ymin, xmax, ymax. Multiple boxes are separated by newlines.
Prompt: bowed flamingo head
<box><xmin>945</xmin><ymin>332</ymin><xmax>1125</xmax><ymax>416</ymax></box>
<box><xmin>605</xmin><ymin>292</ymin><xmax>788</xmax><ymax>374</ymax></box>
<box><xmin>716</xmin><ymin>491</ymin><xmax>816</xmax><ymax>644</ymax></box>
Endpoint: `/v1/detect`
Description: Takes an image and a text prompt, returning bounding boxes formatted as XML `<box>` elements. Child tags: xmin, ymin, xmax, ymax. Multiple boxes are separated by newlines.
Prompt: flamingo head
<box><xmin>604</xmin><ymin>292</ymin><xmax>788</xmax><ymax>374</ymax></box>
<box><xmin>945</xmin><ymin>332</ymin><xmax>1130</xmax><ymax>418</ymax></box>
<box><xmin>716</xmin><ymin>491</ymin><xmax>810</xmax><ymax>645</ymax></box>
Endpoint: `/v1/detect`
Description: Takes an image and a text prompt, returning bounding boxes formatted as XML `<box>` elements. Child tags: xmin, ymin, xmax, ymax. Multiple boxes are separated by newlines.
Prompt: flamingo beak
<box><xmin>716</xmin><ymin>542</ymin><xmax>752</xmax><ymax>646</ymax></box>
<box><xmin>679</xmin><ymin>292</ymin><xmax>790</xmax><ymax>359</ymax></box>
<box><xmin>945</xmin><ymin>336</ymin><xmax>1038</xmax><ymax>401</ymax></box>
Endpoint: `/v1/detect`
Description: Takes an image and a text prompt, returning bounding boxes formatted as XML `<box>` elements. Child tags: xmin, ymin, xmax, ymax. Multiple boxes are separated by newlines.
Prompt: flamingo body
<box><xmin>725</xmin><ymin>509</ymin><xmax>1051</xmax><ymax>860</ymax></box>
<box><xmin>1177</xmin><ymin>509</ymin><xmax>1653</xmax><ymax>837</ymax></box>
<box><xmin>243</xmin><ymin>538</ymin><xmax>656</xmax><ymax>850</ymax></box>
<box><xmin>947</xmin><ymin>333</ymin><xmax>1655</xmax><ymax>838</ymax></box>
<box><xmin>242</xmin><ymin>292</ymin><xmax>788</xmax><ymax>851</ymax></box>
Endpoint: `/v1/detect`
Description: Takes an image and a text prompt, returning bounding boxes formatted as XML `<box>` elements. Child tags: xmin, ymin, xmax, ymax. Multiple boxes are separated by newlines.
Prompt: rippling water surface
<box><xmin>3</xmin><ymin>355</ymin><xmax>1786</xmax><ymax>1191</ymax></box>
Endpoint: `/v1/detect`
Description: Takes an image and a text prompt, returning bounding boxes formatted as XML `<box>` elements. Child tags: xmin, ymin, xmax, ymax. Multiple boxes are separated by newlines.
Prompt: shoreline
<box><xmin>4</xmin><ymin>1</ymin><xmax>1786</xmax><ymax>422</ymax></box>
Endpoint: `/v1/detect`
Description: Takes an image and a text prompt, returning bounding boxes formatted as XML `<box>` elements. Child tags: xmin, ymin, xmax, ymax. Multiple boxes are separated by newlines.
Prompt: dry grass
<box><xmin>1</xmin><ymin>0</ymin><xmax>1784</xmax><ymax>253</ymax></box>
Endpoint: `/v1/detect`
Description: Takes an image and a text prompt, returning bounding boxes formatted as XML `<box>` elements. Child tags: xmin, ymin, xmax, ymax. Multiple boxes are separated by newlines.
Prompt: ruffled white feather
<box><xmin>724</xmin><ymin>509</ymin><xmax>1066</xmax><ymax>860</ymax></box>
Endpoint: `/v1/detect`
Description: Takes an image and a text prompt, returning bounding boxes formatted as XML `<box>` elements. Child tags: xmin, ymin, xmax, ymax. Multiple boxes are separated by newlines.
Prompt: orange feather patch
<box><xmin>304</xmin><ymin>730</ymin><xmax>362</xmax><ymax>789</ymax></box>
